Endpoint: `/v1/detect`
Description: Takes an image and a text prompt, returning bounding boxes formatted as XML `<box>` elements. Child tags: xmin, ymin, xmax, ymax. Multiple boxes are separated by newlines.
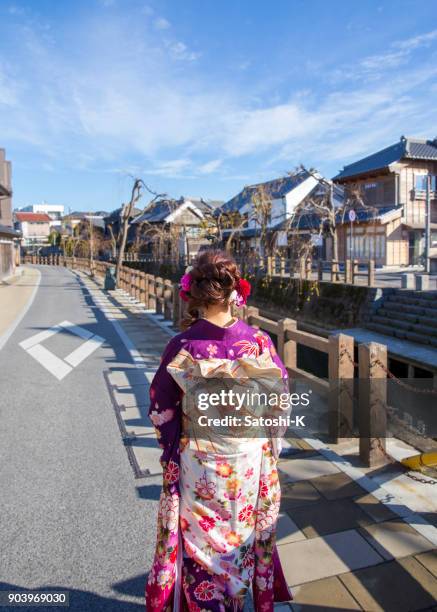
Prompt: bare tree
<box><xmin>115</xmin><ymin>179</ymin><xmax>166</xmax><ymax>286</ymax></box>
<box><xmin>199</xmin><ymin>204</ymin><xmax>247</xmax><ymax>253</ymax></box>
<box><xmin>107</xmin><ymin>223</ymin><xmax>118</xmax><ymax>259</ymax></box>
<box><xmin>286</xmin><ymin>166</ymin><xmax>377</xmax><ymax>265</ymax></box>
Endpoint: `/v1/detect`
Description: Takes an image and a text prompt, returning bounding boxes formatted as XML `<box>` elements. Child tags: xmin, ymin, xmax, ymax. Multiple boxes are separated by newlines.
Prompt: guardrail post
<box><xmin>328</xmin><ymin>333</ymin><xmax>355</xmax><ymax>442</ymax></box>
<box><xmin>358</xmin><ymin>342</ymin><xmax>388</xmax><ymax>466</ymax></box>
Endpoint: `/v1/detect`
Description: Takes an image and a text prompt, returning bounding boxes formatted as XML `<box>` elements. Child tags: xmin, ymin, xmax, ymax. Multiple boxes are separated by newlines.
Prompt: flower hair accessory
<box><xmin>231</xmin><ymin>278</ymin><xmax>251</xmax><ymax>307</ymax></box>
<box><xmin>179</xmin><ymin>266</ymin><xmax>193</xmax><ymax>302</ymax></box>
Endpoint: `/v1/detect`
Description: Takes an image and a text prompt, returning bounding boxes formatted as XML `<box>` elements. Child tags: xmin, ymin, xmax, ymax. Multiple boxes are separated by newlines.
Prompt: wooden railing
<box><xmin>25</xmin><ymin>254</ymin><xmax>391</xmax><ymax>466</ymax></box>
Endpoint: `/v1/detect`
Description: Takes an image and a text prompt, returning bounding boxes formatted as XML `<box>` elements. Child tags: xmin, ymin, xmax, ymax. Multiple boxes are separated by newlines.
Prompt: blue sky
<box><xmin>1</xmin><ymin>0</ymin><xmax>437</xmax><ymax>212</ymax></box>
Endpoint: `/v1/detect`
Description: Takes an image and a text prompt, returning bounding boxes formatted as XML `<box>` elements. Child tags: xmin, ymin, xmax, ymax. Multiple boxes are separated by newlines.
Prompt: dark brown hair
<box><xmin>181</xmin><ymin>249</ymin><xmax>241</xmax><ymax>329</ymax></box>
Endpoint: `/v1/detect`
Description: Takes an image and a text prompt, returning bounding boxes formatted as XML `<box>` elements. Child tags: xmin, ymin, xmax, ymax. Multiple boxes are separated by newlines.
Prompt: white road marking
<box><xmin>58</xmin><ymin>320</ymin><xmax>94</xmax><ymax>340</ymax></box>
<box><xmin>20</xmin><ymin>319</ymin><xmax>105</xmax><ymax>380</ymax></box>
<box><xmin>19</xmin><ymin>325</ymin><xmax>63</xmax><ymax>350</ymax></box>
<box><xmin>27</xmin><ymin>344</ymin><xmax>73</xmax><ymax>381</ymax></box>
<box><xmin>64</xmin><ymin>334</ymin><xmax>104</xmax><ymax>367</ymax></box>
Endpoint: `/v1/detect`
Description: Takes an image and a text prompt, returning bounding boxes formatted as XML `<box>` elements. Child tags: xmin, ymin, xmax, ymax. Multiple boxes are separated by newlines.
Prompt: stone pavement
<box><xmin>76</xmin><ymin>270</ymin><xmax>437</xmax><ymax>611</ymax></box>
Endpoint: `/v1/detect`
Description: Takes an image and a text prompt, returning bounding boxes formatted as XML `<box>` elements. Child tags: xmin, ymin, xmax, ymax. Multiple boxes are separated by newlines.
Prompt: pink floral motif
<box><xmin>254</xmin><ymin>331</ymin><xmax>269</xmax><ymax>353</ymax></box>
<box><xmin>244</xmin><ymin>467</ymin><xmax>254</xmax><ymax>478</ymax></box>
<box><xmin>206</xmin><ymin>343</ymin><xmax>218</xmax><ymax>356</ymax></box>
<box><xmin>199</xmin><ymin>515</ymin><xmax>216</xmax><ymax>532</ymax></box>
<box><xmin>194</xmin><ymin>473</ymin><xmax>216</xmax><ymax>500</ymax></box>
<box><xmin>194</xmin><ymin>580</ymin><xmax>216</xmax><ymax>601</ymax></box>
<box><xmin>157</xmin><ymin>568</ymin><xmax>172</xmax><ymax>588</ymax></box>
<box><xmin>238</xmin><ymin>504</ymin><xmax>254</xmax><ymax>522</ymax></box>
<box><xmin>164</xmin><ymin>460</ymin><xmax>179</xmax><ymax>484</ymax></box>
<box><xmin>149</xmin><ymin>408</ymin><xmax>174</xmax><ymax>426</ymax></box>
<box><xmin>259</xmin><ymin>479</ymin><xmax>269</xmax><ymax>498</ymax></box>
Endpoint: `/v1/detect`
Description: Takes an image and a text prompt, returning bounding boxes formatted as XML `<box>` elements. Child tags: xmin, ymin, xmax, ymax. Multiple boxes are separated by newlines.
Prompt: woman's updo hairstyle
<box><xmin>182</xmin><ymin>249</ymin><xmax>241</xmax><ymax>329</ymax></box>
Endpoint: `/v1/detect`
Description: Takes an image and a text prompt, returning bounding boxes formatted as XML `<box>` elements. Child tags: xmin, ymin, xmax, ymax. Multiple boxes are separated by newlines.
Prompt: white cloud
<box><xmin>166</xmin><ymin>40</ymin><xmax>201</xmax><ymax>62</ymax></box>
<box><xmin>359</xmin><ymin>28</ymin><xmax>437</xmax><ymax>74</ymax></box>
<box><xmin>0</xmin><ymin>10</ymin><xmax>436</xmax><ymax>184</ymax></box>
<box><xmin>144</xmin><ymin>159</ymin><xmax>192</xmax><ymax>177</ymax></box>
<box><xmin>154</xmin><ymin>17</ymin><xmax>170</xmax><ymax>30</ymax></box>
<box><xmin>198</xmin><ymin>159</ymin><xmax>222</xmax><ymax>174</ymax></box>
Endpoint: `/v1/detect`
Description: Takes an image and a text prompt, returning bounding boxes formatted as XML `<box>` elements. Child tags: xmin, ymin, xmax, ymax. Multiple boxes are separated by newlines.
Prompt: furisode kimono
<box><xmin>145</xmin><ymin>318</ymin><xmax>293</xmax><ymax>611</ymax></box>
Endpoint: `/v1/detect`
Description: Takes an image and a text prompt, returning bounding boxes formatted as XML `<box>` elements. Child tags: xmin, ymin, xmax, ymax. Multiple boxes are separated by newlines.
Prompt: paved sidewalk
<box><xmin>76</xmin><ymin>271</ymin><xmax>437</xmax><ymax>611</ymax></box>
<box><xmin>0</xmin><ymin>266</ymin><xmax>40</xmax><ymax>344</ymax></box>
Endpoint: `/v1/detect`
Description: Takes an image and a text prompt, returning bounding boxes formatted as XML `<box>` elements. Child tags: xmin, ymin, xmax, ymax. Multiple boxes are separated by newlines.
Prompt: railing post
<box><xmin>277</xmin><ymin>318</ymin><xmax>297</xmax><ymax>362</ymax></box>
<box><xmin>149</xmin><ymin>276</ymin><xmax>157</xmax><ymax>311</ymax></box>
<box><xmin>155</xmin><ymin>277</ymin><xmax>163</xmax><ymax>315</ymax></box>
<box><xmin>351</xmin><ymin>259</ymin><xmax>358</xmax><ymax>285</ymax></box>
<box><xmin>344</xmin><ymin>259</ymin><xmax>352</xmax><ymax>284</ymax></box>
<box><xmin>163</xmin><ymin>280</ymin><xmax>173</xmax><ymax>320</ymax></box>
<box><xmin>358</xmin><ymin>342</ymin><xmax>388</xmax><ymax>467</ymax></box>
<box><xmin>245</xmin><ymin>306</ymin><xmax>259</xmax><ymax>327</ymax></box>
<box><xmin>368</xmin><ymin>259</ymin><xmax>375</xmax><ymax>287</ymax></box>
<box><xmin>172</xmin><ymin>283</ymin><xmax>181</xmax><ymax>328</ymax></box>
<box><xmin>328</xmin><ymin>333</ymin><xmax>355</xmax><ymax>442</ymax></box>
<box><xmin>317</xmin><ymin>260</ymin><xmax>323</xmax><ymax>281</ymax></box>
<box><xmin>283</xmin><ymin>320</ymin><xmax>298</xmax><ymax>373</ymax></box>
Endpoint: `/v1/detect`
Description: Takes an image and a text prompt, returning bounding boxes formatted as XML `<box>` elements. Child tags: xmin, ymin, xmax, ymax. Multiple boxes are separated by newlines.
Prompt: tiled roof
<box><xmin>221</xmin><ymin>170</ymin><xmax>311</xmax><ymax>213</ymax></box>
<box><xmin>15</xmin><ymin>212</ymin><xmax>51</xmax><ymax>222</ymax></box>
<box><xmin>132</xmin><ymin>197</ymin><xmax>217</xmax><ymax>224</ymax></box>
<box><xmin>133</xmin><ymin>200</ymin><xmax>179</xmax><ymax>223</ymax></box>
<box><xmin>334</xmin><ymin>137</ymin><xmax>437</xmax><ymax>180</ymax></box>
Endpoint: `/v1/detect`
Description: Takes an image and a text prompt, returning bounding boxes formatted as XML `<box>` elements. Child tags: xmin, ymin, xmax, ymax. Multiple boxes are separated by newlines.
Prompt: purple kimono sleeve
<box><xmin>148</xmin><ymin>337</ymin><xmax>183</xmax><ymax>480</ymax></box>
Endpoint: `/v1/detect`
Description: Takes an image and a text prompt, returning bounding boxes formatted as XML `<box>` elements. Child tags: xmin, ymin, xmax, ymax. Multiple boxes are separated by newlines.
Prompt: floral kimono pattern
<box><xmin>146</xmin><ymin>318</ymin><xmax>292</xmax><ymax>611</ymax></box>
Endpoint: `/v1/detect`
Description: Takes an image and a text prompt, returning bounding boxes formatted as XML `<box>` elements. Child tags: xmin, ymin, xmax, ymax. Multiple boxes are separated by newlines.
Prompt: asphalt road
<box><xmin>0</xmin><ymin>266</ymin><xmax>160</xmax><ymax>611</ymax></box>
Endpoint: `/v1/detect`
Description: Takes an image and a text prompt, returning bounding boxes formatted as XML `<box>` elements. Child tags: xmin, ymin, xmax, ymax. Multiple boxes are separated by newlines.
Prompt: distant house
<box><xmin>334</xmin><ymin>136</ymin><xmax>437</xmax><ymax>267</ymax></box>
<box><xmin>19</xmin><ymin>203</ymin><xmax>65</xmax><ymax>231</ymax></box>
<box><xmin>132</xmin><ymin>197</ymin><xmax>222</xmax><ymax>258</ymax></box>
<box><xmin>220</xmin><ymin>169</ymin><xmax>342</xmax><ymax>256</ymax></box>
<box><xmin>63</xmin><ymin>211</ymin><xmax>108</xmax><ymax>235</ymax></box>
<box><xmin>0</xmin><ymin>148</ymin><xmax>20</xmax><ymax>279</ymax></box>
<box><xmin>14</xmin><ymin>212</ymin><xmax>51</xmax><ymax>248</ymax></box>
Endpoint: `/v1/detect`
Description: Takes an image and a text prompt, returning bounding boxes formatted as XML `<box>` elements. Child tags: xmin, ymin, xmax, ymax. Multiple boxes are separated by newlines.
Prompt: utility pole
<box><xmin>425</xmin><ymin>174</ymin><xmax>431</xmax><ymax>274</ymax></box>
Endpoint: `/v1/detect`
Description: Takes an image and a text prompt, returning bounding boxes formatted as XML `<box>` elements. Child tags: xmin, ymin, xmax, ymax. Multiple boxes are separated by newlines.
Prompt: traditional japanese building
<box><xmin>334</xmin><ymin>136</ymin><xmax>437</xmax><ymax>267</ymax></box>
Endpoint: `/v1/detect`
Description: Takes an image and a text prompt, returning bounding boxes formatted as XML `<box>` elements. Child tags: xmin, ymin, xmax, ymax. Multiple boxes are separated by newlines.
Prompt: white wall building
<box><xmin>19</xmin><ymin>203</ymin><xmax>65</xmax><ymax>229</ymax></box>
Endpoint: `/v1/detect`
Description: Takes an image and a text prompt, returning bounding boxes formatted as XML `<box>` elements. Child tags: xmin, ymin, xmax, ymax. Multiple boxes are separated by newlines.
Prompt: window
<box><xmin>415</xmin><ymin>175</ymin><xmax>437</xmax><ymax>191</ymax></box>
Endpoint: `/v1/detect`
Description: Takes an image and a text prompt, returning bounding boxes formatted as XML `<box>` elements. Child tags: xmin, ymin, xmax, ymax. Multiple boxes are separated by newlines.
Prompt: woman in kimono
<box><xmin>146</xmin><ymin>250</ymin><xmax>292</xmax><ymax>612</ymax></box>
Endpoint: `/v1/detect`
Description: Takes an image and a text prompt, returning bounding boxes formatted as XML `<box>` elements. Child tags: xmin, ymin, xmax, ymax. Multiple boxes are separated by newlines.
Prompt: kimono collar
<box><xmin>191</xmin><ymin>317</ymin><xmax>241</xmax><ymax>341</ymax></box>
